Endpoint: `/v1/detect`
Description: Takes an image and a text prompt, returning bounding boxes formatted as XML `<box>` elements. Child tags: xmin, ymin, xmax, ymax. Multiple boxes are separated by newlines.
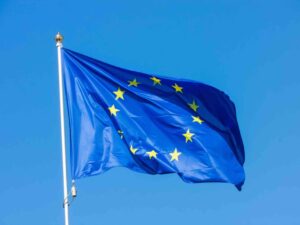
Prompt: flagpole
<box><xmin>55</xmin><ymin>32</ymin><xmax>70</xmax><ymax>225</ymax></box>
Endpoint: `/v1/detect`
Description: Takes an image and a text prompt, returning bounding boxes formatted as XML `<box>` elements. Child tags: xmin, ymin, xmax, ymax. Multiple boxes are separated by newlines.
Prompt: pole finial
<box><xmin>55</xmin><ymin>32</ymin><xmax>63</xmax><ymax>44</ymax></box>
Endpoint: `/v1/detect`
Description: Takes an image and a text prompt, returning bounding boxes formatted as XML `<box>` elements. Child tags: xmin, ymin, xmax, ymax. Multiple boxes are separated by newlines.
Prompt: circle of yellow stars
<box><xmin>107</xmin><ymin>75</ymin><xmax>205</xmax><ymax>163</ymax></box>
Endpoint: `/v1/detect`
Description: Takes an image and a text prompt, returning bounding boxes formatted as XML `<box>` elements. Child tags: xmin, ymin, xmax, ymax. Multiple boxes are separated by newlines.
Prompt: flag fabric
<box><xmin>62</xmin><ymin>48</ymin><xmax>245</xmax><ymax>190</ymax></box>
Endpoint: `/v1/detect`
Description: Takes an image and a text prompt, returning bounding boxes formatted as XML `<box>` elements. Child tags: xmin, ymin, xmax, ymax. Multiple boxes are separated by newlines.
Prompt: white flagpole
<box><xmin>55</xmin><ymin>32</ymin><xmax>70</xmax><ymax>225</ymax></box>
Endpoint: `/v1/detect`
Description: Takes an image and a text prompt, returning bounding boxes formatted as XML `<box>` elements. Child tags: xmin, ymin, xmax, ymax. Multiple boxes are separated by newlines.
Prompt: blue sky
<box><xmin>0</xmin><ymin>1</ymin><xmax>300</xmax><ymax>225</ymax></box>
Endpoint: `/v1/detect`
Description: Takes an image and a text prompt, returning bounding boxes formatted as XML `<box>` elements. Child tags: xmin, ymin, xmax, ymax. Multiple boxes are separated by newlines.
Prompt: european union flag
<box><xmin>62</xmin><ymin>48</ymin><xmax>245</xmax><ymax>190</ymax></box>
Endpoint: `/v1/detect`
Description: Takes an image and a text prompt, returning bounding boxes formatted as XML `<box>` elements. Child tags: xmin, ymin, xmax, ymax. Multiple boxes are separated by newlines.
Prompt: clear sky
<box><xmin>0</xmin><ymin>1</ymin><xmax>299</xmax><ymax>225</ymax></box>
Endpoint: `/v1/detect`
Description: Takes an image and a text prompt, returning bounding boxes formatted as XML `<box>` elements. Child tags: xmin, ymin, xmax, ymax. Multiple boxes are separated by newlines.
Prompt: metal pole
<box><xmin>55</xmin><ymin>32</ymin><xmax>70</xmax><ymax>225</ymax></box>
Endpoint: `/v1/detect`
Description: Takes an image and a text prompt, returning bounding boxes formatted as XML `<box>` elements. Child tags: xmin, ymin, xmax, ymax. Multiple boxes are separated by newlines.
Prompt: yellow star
<box><xmin>188</xmin><ymin>100</ymin><xmax>199</xmax><ymax>112</ymax></box>
<box><xmin>172</xmin><ymin>83</ymin><xmax>183</xmax><ymax>93</ymax></box>
<box><xmin>150</xmin><ymin>76</ymin><xmax>161</xmax><ymax>85</ymax></box>
<box><xmin>183</xmin><ymin>129</ymin><xmax>194</xmax><ymax>143</ymax></box>
<box><xmin>108</xmin><ymin>104</ymin><xmax>120</xmax><ymax>116</ymax></box>
<box><xmin>169</xmin><ymin>148</ymin><xmax>182</xmax><ymax>161</ymax></box>
<box><xmin>128</xmin><ymin>78</ymin><xmax>140</xmax><ymax>87</ymax></box>
<box><xmin>146</xmin><ymin>150</ymin><xmax>157</xmax><ymax>159</ymax></box>
<box><xmin>113</xmin><ymin>87</ymin><xmax>125</xmax><ymax>100</ymax></box>
<box><xmin>118</xmin><ymin>130</ymin><xmax>124</xmax><ymax>139</ymax></box>
<box><xmin>130</xmin><ymin>145</ymin><xmax>138</xmax><ymax>154</ymax></box>
<box><xmin>192</xmin><ymin>116</ymin><xmax>204</xmax><ymax>124</ymax></box>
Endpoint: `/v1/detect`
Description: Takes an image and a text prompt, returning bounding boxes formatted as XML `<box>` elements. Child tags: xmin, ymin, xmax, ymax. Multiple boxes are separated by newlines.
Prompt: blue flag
<box><xmin>62</xmin><ymin>48</ymin><xmax>245</xmax><ymax>190</ymax></box>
